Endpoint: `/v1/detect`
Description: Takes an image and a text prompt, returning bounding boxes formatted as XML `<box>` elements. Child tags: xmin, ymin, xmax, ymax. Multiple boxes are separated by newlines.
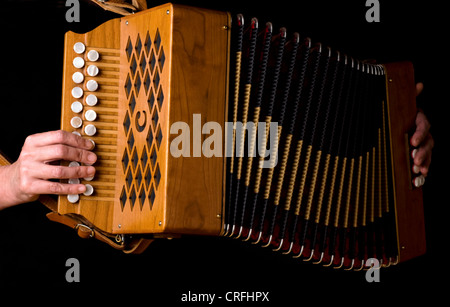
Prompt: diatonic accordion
<box><xmin>57</xmin><ymin>3</ymin><xmax>425</xmax><ymax>269</ymax></box>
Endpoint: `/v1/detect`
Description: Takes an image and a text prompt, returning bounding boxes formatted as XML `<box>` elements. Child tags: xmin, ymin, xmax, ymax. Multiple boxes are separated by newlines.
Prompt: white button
<box><xmin>86</xmin><ymin>65</ymin><xmax>99</xmax><ymax>77</ymax></box>
<box><xmin>73</xmin><ymin>42</ymin><xmax>86</xmax><ymax>54</ymax></box>
<box><xmin>83</xmin><ymin>175</ymin><xmax>94</xmax><ymax>181</ymax></box>
<box><xmin>73</xmin><ymin>56</ymin><xmax>85</xmax><ymax>68</ymax></box>
<box><xmin>68</xmin><ymin>178</ymin><xmax>80</xmax><ymax>184</ymax></box>
<box><xmin>413</xmin><ymin>175</ymin><xmax>425</xmax><ymax>187</ymax></box>
<box><xmin>70</xmin><ymin>116</ymin><xmax>83</xmax><ymax>128</ymax></box>
<box><xmin>88</xmin><ymin>139</ymin><xmax>95</xmax><ymax>149</ymax></box>
<box><xmin>72</xmin><ymin>71</ymin><xmax>84</xmax><ymax>84</ymax></box>
<box><xmin>85</xmin><ymin>94</ymin><xmax>98</xmax><ymax>106</ymax></box>
<box><xmin>83</xmin><ymin>184</ymin><xmax>94</xmax><ymax>196</ymax></box>
<box><xmin>87</xmin><ymin>50</ymin><xmax>99</xmax><ymax>62</ymax></box>
<box><xmin>72</xmin><ymin>131</ymin><xmax>81</xmax><ymax>136</ymax></box>
<box><xmin>69</xmin><ymin>161</ymin><xmax>80</xmax><ymax>167</ymax></box>
<box><xmin>67</xmin><ymin>194</ymin><xmax>79</xmax><ymax>203</ymax></box>
<box><xmin>85</xmin><ymin>109</ymin><xmax>97</xmax><ymax>121</ymax></box>
<box><xmin>86</xmin><ymin>80</ymin><xmax>98</xmax><ymax>91</ymax></box>
<box><xmin>84</xmin><ymin>124</ymin><xmax>97</xmax><ymax>136</ymax></box>
<box><xmin>71</xmin><ymin>86</ymin><xmax>83</xmax><ymax>98</ymax></box>
<box><xmin>71</xmin><ymin>101</ymin><xmax>83</xmax><ymax>113</ymax></box>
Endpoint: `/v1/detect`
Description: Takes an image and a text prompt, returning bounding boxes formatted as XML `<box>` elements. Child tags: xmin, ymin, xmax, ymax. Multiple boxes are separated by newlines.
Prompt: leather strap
<box><xmin>90</xmin><ymin>0</ymin><xmax>148</xmax><ymax>15</ymax></box>
<box><xmin>0</xmin><ymin>150</ymin><xmax>154</xmax><ymax>254</ymax></box>
<box><xmin>46</xmin><ymin>212</ymin><xmax>154</xmax><ymax>253</ymax></box>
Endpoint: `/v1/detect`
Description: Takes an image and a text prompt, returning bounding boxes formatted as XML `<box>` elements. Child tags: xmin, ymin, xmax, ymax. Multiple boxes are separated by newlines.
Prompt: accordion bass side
<box><xmin>57</xmin><ymin>3</ymin><xmax>426</xmax><ymax>267</ymax></box>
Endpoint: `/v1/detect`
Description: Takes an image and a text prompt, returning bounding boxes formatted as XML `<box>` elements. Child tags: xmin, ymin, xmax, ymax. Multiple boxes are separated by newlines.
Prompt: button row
<box><xmin>67</xmin><ymin>42</ymin><xmax>100</xmax><ymax>203</ymax></box>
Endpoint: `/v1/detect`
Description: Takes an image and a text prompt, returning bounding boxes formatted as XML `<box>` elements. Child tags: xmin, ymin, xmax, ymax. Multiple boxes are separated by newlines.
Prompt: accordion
<box><xmin>55</xmin><ymin>3</ymin><xmax>425</xmax><ymax>269</ymax></box>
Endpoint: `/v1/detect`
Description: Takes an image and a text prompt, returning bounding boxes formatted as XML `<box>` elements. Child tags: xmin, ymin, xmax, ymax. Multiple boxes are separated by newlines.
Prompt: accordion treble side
<box><xmin>57</xmin><ymin>3</ymin><xmax>425</xmax><ymax>265</ymax></box>
<box><xmin>59</xmin><ymin>3</ymin><xmax>230</xmax><ymax>236</ymax></box>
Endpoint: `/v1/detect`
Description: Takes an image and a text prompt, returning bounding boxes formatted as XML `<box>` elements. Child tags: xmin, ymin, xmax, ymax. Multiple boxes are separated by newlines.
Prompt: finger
<box><xmin>25</xmin><ymin>130</ymin><xmax>94</xmax><ymax>151</ymax></box>
<box><xmin>410</xmin><ymin>112</ymin><xmax>430</xmax><ymax>147</ymax></box>
<box><xmin>33</xmin><ymin>144</ymin><xmax>97</xmax><ymax>165</ymax></box>
<box><xmin>27</xmin><ymin>180</ymin><xmax>87</xmax><ymax>196</ymax></box>
<box><xmin>413</xmin><ymin>134</ymin><xmax>434</xmax><ymax>166</ymax></box>
<box><xmin>419</xmin><ymin>154</ymin><xmax>431</xmax><ymax>177</ymax></box>
<box><xmin>416</xmin><ymin>82</ymin><xmax>424</xmax><ymax>96</ymax></box>
<box><xmin>29</xmin><ymin>164</ymin><xmax>96</xmax><ymax>180</ymax></box>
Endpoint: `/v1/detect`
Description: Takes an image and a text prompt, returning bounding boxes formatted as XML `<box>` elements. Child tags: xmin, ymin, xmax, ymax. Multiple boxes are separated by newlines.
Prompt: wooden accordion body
<box><xmin>58</xmin><ymin>3</ymin><xmax>425</xmax><ymax>267</ymax></box>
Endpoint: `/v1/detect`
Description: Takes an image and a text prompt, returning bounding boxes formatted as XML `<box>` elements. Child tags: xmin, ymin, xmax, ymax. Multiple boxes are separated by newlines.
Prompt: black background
<box><xmin>0</xmin><ymin>0</ymin><xmax>448</xmax><ymax>303</ymax></box>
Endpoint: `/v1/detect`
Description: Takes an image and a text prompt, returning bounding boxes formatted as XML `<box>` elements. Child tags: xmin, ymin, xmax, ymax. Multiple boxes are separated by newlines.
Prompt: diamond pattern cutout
<box><xmin>149</xmin><ymin>51</ymin><xmax>156</xmax><ymax>74</ymax></box>
<box><xmin>154</xmin><ymin>164</ymin><xmax>161</xmax><ymax>190</ymax></box>
<box><xmin>135</xmin><ymin>34</ymin><xmax>142</xmax><ymax>58</ymax></box>
<box><xmin>150</xmin><ymin>145</ymin><xmax>157</xmax><ymax>169</ymax></box>
<box><xmin>144</xmin><ymin>31</ymin><xmax>152</xmax><ymax>56</ymax></box>
<box><xmin>140</xmin><ymin>56</ymin><xmax>147</xmax><ymax>77</ymax></box>
<box><xmin>151</xmin><ymin>107</ymin><xmax>159</xmax><ymax>130</ymax></box>
<box><xmin>129</xmin><ymin>185</ymin><xmax>136</xmax><ymax>210</ymax></box>
<box><xmin>123</xmin><ymin>111</ymin><xmax>131</xmax><ymax>136</ymax></box>
<box><xmin>125</xmin><ymin>74</ymin><xmax>132</xmax><ymax>98</ymax></box>
<box><xmin>125</xmin><ymin>167</ymin><xmax>133</xmax><ymax>190</ymax></box>
<box><xmin>122</xmin><ymin>148</ymin><xmax>129</xmax><ymax>173</ymax></box>
<box><xmin>157</xmin><ymin>87</ymin><xmax>164</xmax><ymax>108</ymax></box>
<box><xmin>134</xmin><ymin>73</ymin><xmax>141</xmax><ymax>96</ymax></box>
<box><xmin>129</xmin><ymin>92</ymin><xmax>136</xmax><ymax>115</ymax></box>
<box><xmin>131</xmin><ymin>147</ymin><xmax>138</xmax><ymax>170</ymax></box>
<box><xmin>154</xmin><ymin>29</ymin><xmax>161</xmax><ymax>53</ymax></box>
<box><xmin>127</xmin><ymin>130</ymin><xmax>135</xmax><ymax>152</ymax></box>
<box><xmin>159</xmin><ymin>47</ymin><xmax>165</xmax><ymax>72</ymax></box>
<box><xmin>120</xmin><ymin>186</ymin><xmax>127</xmax><ymax>211</ymax></box>
<box><xmin>126</xmin><ymin>37</ymin><xmax>133</xmax><ymax>61</ymax></box>
<box><xmin>135</xmin><ymin>165</ymin><xmax>143</xmax><ymax>188</ymax></box>
<box><xmin>156</xmin><ymin>126</ymin><xmax>163</xmax><ymax>149</ymax></box>
<box><xmin>149</xmin><ymin>184</ymin><xmax>155</xmax><ymax>210</ymax></box>
<box><xmin>144</xmin><ymin>165</ymin><xmax>151</xmax><ymax>189</ymax></box>
<box><xmin>138</xmin><ymin>185</ymin><xmax>146</xmax><ymax>210</ymax></box>
<box><xmin>153</xmin><ymin>70</ymin><xmax>160</xmax><ymax>90</ymax></box>
<box><xmin>130</xmin><ymin>54</ymin><xmax>137</xmax><ymax>77</ymax></box>
<box><xmin>143</xmin><ymin>70</ymin><xmax>151</xmax><ymax>95</ymax></box>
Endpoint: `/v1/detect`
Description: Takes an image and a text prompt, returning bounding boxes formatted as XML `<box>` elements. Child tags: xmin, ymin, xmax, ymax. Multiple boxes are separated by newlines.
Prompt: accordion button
<box><xmin>83</xmin><ymin>175</ymin><xmax>94</xmax><ymax>181</ymax></box>
<box><xmin>73</xmin><ymin>56</ymin><xmax>85</xmax><ymax>69</ymax></box>
<box><xmin>73</xmin><ymin>42</ymin><xmax>86</xmax><ymax>54</ymax></box>
<box><xmin>86</xmin><ymin>65</ymin><xmax>99</xmax><ymax>77</ymax></box>
<box><xmin>71</xmin><ymin>86</ymin><xmax>83</xmax><ymax>99</ymax></box>
<box><xmin>413</xmin><ymin>175</ymin><xmax>425</xmax><ymax>188</ymax></box>
<box><xmin>70</xmin><ymin>116</ymin><xmax>83</xmax><ymax>129</ymax></box>
<box><xmin>67</xmin><ymin>194</ymin><xmax>79</xmax><ymax>204</ymax></box>
<box><xmin>71</xmin><ymin>101</ymin><xmax>83</xmax><ymax>113</ymax></box>
<box><xmin>87</xmin><ymin>50</ymin><xmax>99</xmax><ymax>62</ymax></box>
<box><xmin>83</xmin><ymin>184</ymin><xmax>94</xmax><ymax>196</ymax></box>
<box><xmin>85</xmin><ymin>109</ymin><xmax>97</xmax><ymax>122</ymax></box>
<box><xmin>68</xmin><ymin>178</ymin><xmax>80</xmax><ymax>184</ymax></box>
<box><xmin>85</xmin><ymin>94</ymin><xmax>98</xmax><ymax>106</ymax></box>
<box><xmin>72</xmin><ymin>71</ymin><xmax>84</xmax><ymax>84</ymax></box>
<box><xmin>69</xmin><ymin>161</ymin><xmax>80</xmax><ymax>167</ymax></box>
<box><xmin>84</xmin><ymin>124</ymin><xmax>97</xmax><ymax>136</ymax></box>
<box><xmin>86</xmin><ymin>79</ymin><xmax>98</xmax><ymax>92</ymax></box>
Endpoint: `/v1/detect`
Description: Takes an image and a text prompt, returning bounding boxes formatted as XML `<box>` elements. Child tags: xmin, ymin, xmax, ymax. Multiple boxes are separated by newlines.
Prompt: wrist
<box><xmin>0</xmin><ymin>163</ymin><xmax>32</xmax><ymax>209</ymax></box>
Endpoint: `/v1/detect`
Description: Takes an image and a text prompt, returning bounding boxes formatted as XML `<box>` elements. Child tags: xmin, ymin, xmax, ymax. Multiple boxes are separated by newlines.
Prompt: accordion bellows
<box><xmin>58</xmin><ymin>3</ymin><xmax>425</xmax><ymax>268</ymax></box>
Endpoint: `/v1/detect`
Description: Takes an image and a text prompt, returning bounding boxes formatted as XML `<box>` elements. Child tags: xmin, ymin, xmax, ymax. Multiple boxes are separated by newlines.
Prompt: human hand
<box><xmin>0</xmin><ymin>130</ymin><xmax>96</xmax><ymax>208</ymax></box>
<box><xmin>410</xmin><ymin>82</ymin><xmax>433</xmax><ymax>185</ymax></box>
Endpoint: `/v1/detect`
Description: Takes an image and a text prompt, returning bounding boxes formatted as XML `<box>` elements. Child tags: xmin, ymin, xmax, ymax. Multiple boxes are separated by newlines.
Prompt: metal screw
<box><xmin>166</xmin><ymin>10</ymin><xmax>170</xmax><ymax>15</ymax></box>
<box><xmin>118</xmin><ymin>224</ymin><xmax>121</xmax><ymax>228</ymax></box>
<box><xmin>223</xmin><ymin>25</ymin><xmax>229</xmax><ymax>30</ymax></box>
<box><xmin>159</xmin><ymin>221</ymin><xmax>162</xmax><ymax>226</ymax></box>
<box><xmin>216</xmin><ymin>214</ymin><xmax>222</xmax><ymax>218</ymax></box>
<box><xmin>125</xmin><ymin>21</ymin><xmax>129</xmax><ymax>25</ymax></box>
